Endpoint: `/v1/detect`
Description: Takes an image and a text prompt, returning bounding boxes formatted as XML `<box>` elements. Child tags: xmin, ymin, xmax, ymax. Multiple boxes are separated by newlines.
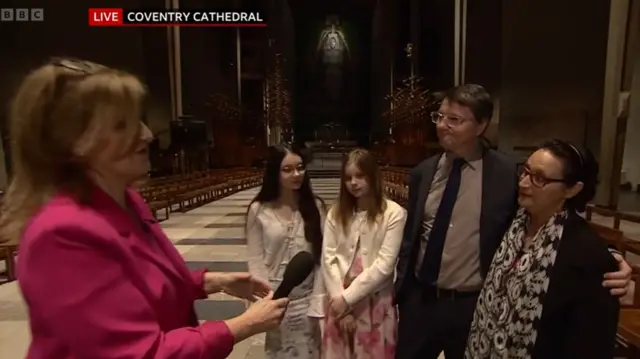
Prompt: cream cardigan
<box><xmin>321</xmin><ymin>199</ymin><xmax>407</xmax><ymax>306</ymax></box>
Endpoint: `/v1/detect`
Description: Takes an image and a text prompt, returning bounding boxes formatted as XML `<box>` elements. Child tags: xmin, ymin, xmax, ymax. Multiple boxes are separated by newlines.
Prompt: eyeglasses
<box><xmin>40</xmin><ymin>59</ymin><xmax>99</xmax><ymax>123</ymax></box>
<box><xmin>430</xmin><ymin>112</ymin><xmax>467</xmax><ymax>127</ymax></box>
<box><xmin>519</xmin><ymin>167</ymin><xmax>566</xmax><ymax>188</ymax></box>
<box><xmin>45</xmin><ymin>58</ymin><xmax>103</xmax><ymax>110</ymax></box>
<box><xmin>51</xmin><ymin>58</ymin><xmax>103</xmax><ymax>74</ymax></box>
<box><xmin>47</xmin><ymin>59</ymin><xmax>146</xmax><ymax>133</ymax></box>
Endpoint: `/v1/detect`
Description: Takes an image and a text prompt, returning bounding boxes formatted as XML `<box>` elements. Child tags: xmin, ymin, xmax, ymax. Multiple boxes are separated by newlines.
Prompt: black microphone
<box><xmin>273</xmin><ymin>251</ymin><xmax>316</xmax><ymax>299</ymax></box>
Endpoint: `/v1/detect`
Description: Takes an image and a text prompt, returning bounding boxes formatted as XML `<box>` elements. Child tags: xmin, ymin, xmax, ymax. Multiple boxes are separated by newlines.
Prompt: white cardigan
<box><xmin>321</xmin><ymin>199</ymin><xmax>407</xmax><ymax>306</ymax></box>
<box><xmin>246</xmin><ymin>201</ymin><xmax>326</xmax><ymax>317</ymax></box>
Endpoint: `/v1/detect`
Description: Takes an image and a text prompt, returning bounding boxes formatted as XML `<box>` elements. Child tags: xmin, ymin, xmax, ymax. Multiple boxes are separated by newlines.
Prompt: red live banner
<box><xmin>88</xmin><ymin>8</ymin><xmax>123</xmax><ymax>26</ymax></box>
<box><xmin>88</xmin><ymin>8</ymin><xmax>266</xmax><ymax>27</ymax></box>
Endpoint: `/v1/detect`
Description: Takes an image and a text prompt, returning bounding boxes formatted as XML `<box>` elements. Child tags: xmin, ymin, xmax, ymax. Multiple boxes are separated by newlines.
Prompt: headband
<box><xmin>568</xmin><ymin>143</ymin><xmax>584</xmax><ymax>171</ymax></box>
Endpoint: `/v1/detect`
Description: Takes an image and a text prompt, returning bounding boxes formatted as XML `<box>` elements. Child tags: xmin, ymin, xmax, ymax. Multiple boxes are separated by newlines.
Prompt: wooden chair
<box><xmin>0</xmin><ymin>242</ymin><xmax>17</xmax><ymax>282</ymax></box>
<box><xmin>137</xmin><ymin>168</ymin><xmax>263</xmax><ymax>219</ymax></box>
<box><xmin>589</xmin><ymin>222</ymin><xmax>625</xmax><ymax>252</ymax></box>
<box><xmin>586</xmin><ymin>204</ymin><xmax>620</xmax><ymax>228</ymax></box>
<box><xmin>586</xmin><ymin>204</ymin><xmax>640</xmax><ymax>231</ymax></box>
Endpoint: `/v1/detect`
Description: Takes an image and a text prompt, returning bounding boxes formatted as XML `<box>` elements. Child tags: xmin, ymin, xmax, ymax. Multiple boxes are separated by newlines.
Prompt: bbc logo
<box><xmin>0</xmin><ymin>8</ymin><xmax>44</xmax><ymax>22</ymax></box>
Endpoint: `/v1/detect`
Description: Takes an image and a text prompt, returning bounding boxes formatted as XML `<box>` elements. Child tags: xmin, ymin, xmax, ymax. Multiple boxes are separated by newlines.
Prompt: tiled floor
<box><xmin>1</xmin><ymin>178</ymin><xmax>639</xmax><ymax>358</ymax></box>
<box><xmin>0</xmin><ymin>178</ymin><xmax>341</xmax><ymax>359</ymax></box>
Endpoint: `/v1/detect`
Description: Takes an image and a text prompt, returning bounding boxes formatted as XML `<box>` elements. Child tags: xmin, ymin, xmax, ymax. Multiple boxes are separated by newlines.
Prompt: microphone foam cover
<box><xmin>273</xmin><ymin>251</ymin><xmax>315</xmax><ymax>299</ymax></box>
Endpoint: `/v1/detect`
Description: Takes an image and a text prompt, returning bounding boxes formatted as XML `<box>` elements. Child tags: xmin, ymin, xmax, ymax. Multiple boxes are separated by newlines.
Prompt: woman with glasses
<box><xmin>465</xmin><ymin>139</ymin><xmax>619</xmax><ymax>359</ymax></box>
<box><xmin>5</xmin><ymin>58</ymin><xmax>289</xmax><ymax>359</ymax></box>
<box><xmin>246</xmin><ymin>144</ymin><xmax>326</xmax><ymax>359</ymax></box>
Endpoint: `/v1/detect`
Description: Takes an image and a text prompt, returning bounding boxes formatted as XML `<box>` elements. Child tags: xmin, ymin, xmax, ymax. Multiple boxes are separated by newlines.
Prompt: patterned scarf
<box><xmin>465</xmin><ymin>208</ymin><xmax>567</xmax><ymax>359</ymax></box>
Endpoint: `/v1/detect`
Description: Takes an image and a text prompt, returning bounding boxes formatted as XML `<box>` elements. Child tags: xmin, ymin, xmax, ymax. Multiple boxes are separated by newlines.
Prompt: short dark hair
<box><xmin>539</xmin><ymin>139</ymin><xmax>599</xmax><ymax>213</ymax></box>
<box><xmin>443</xmin><ymin>84</ymin><xmax>494</xmax><ymax>123</ymax></box>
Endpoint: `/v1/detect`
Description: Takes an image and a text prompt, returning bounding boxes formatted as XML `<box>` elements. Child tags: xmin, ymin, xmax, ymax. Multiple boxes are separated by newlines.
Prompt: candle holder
<box><xmin>264</xmin><ymin>48</ymin><xmax>293</xmax><ymax>139</ymax></box>
<box><xmin>381</xmin><ymin>42</ymin><xmax>438</xmax><ymax>145</ymax></box>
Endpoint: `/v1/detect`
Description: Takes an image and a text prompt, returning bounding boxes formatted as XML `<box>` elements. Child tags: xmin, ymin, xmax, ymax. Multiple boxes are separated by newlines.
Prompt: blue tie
<box><xmin>419</xmin><ymin>158</ymin><xmax>464</xmax><ymax>284</ymax></box>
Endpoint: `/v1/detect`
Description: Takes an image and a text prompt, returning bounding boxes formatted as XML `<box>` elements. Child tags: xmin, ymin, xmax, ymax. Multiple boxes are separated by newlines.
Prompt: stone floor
<box><xmin>1</xmin><ymin>178</ymin><xmax>639</xmax><ymax>358</ymax></box>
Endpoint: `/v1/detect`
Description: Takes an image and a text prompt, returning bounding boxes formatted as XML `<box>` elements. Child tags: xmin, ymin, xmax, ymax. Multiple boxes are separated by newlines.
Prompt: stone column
<box><xmin>622</xmin><ymin>0</ymin><xmax>640</xmax><ymax>192</ymax></box>
<box><xmin>453</xmin><ymin>0</ymin><xmax>466</xmax><ymax>85</ymax></box>
<box><xmin>371</xmin><ymin>0</ymin><xmax>396</xmax><ymax>138</ymax></box>
<box><xmin>596</xmin><ymin>0</ymin><xmax>630</xmax><ymax>206</ymax></box>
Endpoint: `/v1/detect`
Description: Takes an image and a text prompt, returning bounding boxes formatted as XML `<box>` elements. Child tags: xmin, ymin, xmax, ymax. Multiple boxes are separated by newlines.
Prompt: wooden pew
<box><xmin>0</xmin><ymin>190</ymin><xmax>17</xmax><ymax>283</ymax></box>
<box><xmin>586</xmin><ymin>204</ymin><xmax>640</xmax><ymax>231</ymax></box>
<box><xmin>617</xmin><ymin>309</ymin><xmax>640</xmax><ymax>358</ymax></box>
<box><xmin>590</xmin><ymin>222</ymin><xmax>625</xmax><ymax>252</ymax></box>
<box><xmin>137</xmin><ymin>168</ymin><xmax>262</xmax><ymax>220</ymax></box>
<box><xmin>0</xmin><ymin>242</ymin><xmax>17</xmax><ymax>282</ymax></box>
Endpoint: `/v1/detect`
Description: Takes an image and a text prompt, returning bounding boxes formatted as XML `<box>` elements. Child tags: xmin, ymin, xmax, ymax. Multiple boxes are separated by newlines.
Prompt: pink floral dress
<box><xmin>321</xmin><ymin>242</ymin><xmax>397</xmax><ymax>359</ymax></box>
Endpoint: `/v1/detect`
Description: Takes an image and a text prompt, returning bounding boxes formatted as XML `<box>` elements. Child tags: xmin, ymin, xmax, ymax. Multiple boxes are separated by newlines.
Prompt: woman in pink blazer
<box><xmin>0</xmin><ymin>58</ymin><xmax>288</xmax><ymax>359</ymax></box>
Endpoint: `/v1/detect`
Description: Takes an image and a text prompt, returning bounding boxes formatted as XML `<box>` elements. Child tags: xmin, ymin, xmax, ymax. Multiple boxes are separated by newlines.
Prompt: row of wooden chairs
<box><xmin>144</xmin><ymin>169</ymin><xmax>231</xmax><ymax>187</ymax></box>
<box><xmin>0</xmin><ymin>168</ymin><xmax>263</xmax><ymax>283</ymax></box>
<box><xmin>138</xmin><ymin>168</ymin><xmax>262</xmax><ymax>220</ymax></box>
<box><xmin>586</xmin><ymin>205</ymin><xmax>640</xmax><ymax>233</ymax></box>
<box><xmin>0</xmin><ymin>244</ymin><xmax>15</xmax><ymax>284</ymax></box>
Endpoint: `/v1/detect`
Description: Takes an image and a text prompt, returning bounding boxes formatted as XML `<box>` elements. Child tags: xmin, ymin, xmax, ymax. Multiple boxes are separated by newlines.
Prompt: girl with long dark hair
<box><xmin>246</xmin><ymin>144</ymin><xmax>326</xmax><ymax>358</ymax></box>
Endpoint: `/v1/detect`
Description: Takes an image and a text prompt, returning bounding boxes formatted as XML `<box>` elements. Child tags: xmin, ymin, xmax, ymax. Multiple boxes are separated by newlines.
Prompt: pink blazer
<box><xmin>17</xmin><ymin>186</ymin><xmax>235</xmax><ymax>359</ymax></box>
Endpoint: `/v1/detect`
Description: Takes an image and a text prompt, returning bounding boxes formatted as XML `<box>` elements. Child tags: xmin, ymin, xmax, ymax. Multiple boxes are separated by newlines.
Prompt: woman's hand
<box><xmin>225</xmin><ymin>291</ymin><xmax>289</xmax><ymax>342</ymax></box>
<box><xmin>603</xmin><ymin>253</ymin><xmax>632</xmax><ymax>296</ymax></box>
<box><xmin>204</xmin><ymin>272</ymin><xmax>271</xmax><ymax>301</ymax></box>
<box><xmin>329</xmin><ymin>295</ymin><xmax>350</xmax><ymax>319</ymax></box>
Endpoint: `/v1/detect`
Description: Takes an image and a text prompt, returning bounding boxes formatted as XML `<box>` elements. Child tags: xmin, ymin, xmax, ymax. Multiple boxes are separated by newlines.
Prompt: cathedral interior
<box><xmin>1</xmin><ymin>0</ymin><xmax>640</xmax><ymax>357</ymax></box>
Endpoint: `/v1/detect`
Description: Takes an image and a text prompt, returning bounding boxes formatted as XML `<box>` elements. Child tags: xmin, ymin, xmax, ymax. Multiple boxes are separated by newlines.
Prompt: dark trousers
<box><xmin>396</xmin><ymin>278</ymin><xmax>479</xmax><ymax>359</ymax></box>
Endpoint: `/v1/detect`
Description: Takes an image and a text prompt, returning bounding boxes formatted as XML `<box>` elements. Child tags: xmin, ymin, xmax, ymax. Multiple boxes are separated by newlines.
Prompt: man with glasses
<box><xmin>394</xmin><ymin>84</ymin><xmax>632</xmax><ymax>359</ymax></box>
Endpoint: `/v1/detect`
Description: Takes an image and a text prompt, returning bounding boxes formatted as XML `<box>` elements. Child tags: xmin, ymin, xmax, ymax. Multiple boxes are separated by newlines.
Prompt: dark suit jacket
<box><xmin>532</xmin><ymin>213</ymin><xmax>619</xmax><ymax>359</ymax></box>
<box><xmin>395</xmin><ymin>148</ymin><xmax>520</xmax><ymax>300</ymax></box>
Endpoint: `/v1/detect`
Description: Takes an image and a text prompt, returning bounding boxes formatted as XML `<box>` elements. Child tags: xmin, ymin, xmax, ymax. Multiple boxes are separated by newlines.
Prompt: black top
<box><xmin>532</xmin><ymin>212</ymin><xmax>619</xmax><ymax>359</ymax></box>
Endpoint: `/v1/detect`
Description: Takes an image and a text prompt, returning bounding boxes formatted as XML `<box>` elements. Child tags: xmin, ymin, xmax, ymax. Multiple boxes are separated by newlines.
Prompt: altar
<box><xmin>312</xmin><ymin>121</ymin><xmax>352</xmax><ymax>144</ymax></box>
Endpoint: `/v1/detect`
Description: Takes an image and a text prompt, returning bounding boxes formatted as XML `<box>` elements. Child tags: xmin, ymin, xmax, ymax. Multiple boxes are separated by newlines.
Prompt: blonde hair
<box><xmin>0</xmin><ymin>58</ymin><xmax>147</xmax><ymax>243</ymax></box>
<box><xmin>332</xmin><ymin>148</ymin><xmax>386</xmax><ymax>233</ymax></box>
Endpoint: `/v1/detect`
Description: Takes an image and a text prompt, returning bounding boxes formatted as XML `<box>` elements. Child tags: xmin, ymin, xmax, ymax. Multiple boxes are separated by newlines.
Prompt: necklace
<box><xmin>272</xmin><ymin>206</ymin><xmax>298</xmax><ymax>235</ymax></box>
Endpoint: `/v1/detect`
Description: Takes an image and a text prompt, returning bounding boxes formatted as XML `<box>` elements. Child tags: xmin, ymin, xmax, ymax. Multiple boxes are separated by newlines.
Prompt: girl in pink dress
<box><xmin>320</xmin><ymin>149</ymin><xmax>407</xmax><ymax>359</ymax></box>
